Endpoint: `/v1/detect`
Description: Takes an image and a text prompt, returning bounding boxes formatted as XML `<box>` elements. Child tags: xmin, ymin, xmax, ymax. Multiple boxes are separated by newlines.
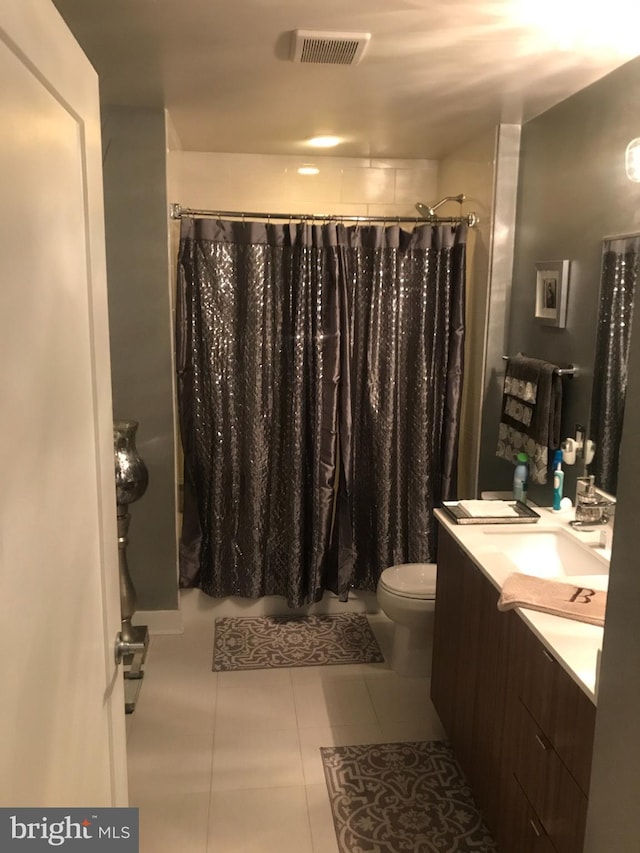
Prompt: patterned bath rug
<box><xmin>212</xmin><ymin>613</ymin><xmax>384</xmax><ymax>671</ymax></box>
<box><xmin>321</xmin><ymin>741</ymin><xmax>498</xmax><ymax>853</ymax></box>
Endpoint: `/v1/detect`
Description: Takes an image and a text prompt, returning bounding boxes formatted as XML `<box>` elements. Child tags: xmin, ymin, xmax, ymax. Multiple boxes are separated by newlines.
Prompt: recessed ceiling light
<box><xmin>298</xmin><ymin>165</ymin><xmax>320</xmax><ymax>175</ymax></box>
<box><xmin>307</xmin><ymin>135</ymin><xmax>341</xmax><ymax>148</ymax></box>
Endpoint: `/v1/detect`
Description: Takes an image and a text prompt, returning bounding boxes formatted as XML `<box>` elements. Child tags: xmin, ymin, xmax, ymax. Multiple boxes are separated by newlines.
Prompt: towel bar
<box><xmin>502</xmin><ymin>355</ymin><xmax>578</xmax><ymax>377</ymax></box>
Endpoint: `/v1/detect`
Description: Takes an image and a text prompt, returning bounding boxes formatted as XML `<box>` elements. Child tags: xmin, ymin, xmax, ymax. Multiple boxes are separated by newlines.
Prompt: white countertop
<box><xmin>434</xmin><ymin>505</ymin><xmax>610</xmax><ymax>704</ymax></box>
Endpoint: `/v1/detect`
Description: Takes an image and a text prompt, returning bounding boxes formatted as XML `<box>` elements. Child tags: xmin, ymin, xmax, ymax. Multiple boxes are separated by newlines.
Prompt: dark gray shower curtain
<box><xmin>590</xmin><ymin>235</ymin><xmax>638</xmax><ymax>494</ymax></box>
<box><xmin>176</xmin><ymin>218</ymin><xmax>466</xmax><ymax>607</ymax></box>
<box><xmin>176</xmin><ymin>219</ymin><xmax>341</xmax><ymax>606</ymax></box>
<box><xmin>336</xmin><ymin>224</ymin><xmax>466</xmax><ymax>597</ymax></box>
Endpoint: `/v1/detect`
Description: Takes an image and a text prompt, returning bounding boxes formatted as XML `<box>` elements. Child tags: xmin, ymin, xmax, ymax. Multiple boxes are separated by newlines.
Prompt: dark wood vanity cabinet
<box><xmin>431</xmin><ymin>526</ymin><xmax>596</xmax><ymax>853</ymax></box>
<box><xmin>431</xmin><ymin>528</ymin><xmax>511</xmax><ymax>831</ymax></box>
<box><xmin>507</xmin><ymin>612</ymin><xmax>595</xmax><ymax>853</ymax></box>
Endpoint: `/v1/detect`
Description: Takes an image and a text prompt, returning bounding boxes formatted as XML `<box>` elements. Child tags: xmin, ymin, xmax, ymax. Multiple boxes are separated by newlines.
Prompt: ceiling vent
<box><xmin>291</xmin><ymin>30</ymin><xmax>371</xmax><ymax>66</ymax></box>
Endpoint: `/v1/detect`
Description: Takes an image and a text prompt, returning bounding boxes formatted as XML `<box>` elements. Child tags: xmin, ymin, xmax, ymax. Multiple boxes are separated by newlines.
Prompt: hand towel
<box><xmin>497</xmin><ymin>572</ymin><xmax>606</xmax><ymax>626</ymax></box>
<box><xmin>496</xmin><ymin>353</ymin><xmax>563</xmax><ymax>484</ymax></box>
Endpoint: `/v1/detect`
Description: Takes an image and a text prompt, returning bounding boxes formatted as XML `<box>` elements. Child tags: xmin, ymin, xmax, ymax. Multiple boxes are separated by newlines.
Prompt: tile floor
<box><xmin>126</xmin><ymin>589</ymin><xmax>446</xmax><ymax>852</ymax></box>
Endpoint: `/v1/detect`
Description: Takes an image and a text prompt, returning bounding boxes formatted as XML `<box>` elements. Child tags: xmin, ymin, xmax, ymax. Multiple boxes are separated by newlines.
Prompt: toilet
<box><xmin>376</xmin><ymin>563</ymin><xmax>437</xmax><ymax>677</ymax></box>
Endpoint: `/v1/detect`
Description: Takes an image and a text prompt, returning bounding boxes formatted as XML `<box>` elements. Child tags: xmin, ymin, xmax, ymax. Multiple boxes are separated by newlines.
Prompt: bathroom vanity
<box><xmin>432</xmin><ymin>509</ymin><xmax>608</xmax><ymax>853</ymax></box>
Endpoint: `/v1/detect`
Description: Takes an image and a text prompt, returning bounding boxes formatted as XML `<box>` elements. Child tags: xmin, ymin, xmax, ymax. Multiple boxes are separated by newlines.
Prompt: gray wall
<box><xmin>480</xmin><ymin>56</ymin><xmax>640</xmax><ymax>504</ymax></box>
<box><xmin>102</xmin><ymin>106</ymin><xmax>178</xmax><ymax>611</ymax></box>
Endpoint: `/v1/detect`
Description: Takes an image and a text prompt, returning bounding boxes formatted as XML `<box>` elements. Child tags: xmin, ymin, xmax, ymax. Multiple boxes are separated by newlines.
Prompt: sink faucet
<box><xmin>571</xmin><ymin>476</ymin><xmax>616</xmax><ymax>527</ymax></box>
<box><xmin>595</xmin><ymin>498</ymin><xmax>616</xmax><ymax>522</ymax></box>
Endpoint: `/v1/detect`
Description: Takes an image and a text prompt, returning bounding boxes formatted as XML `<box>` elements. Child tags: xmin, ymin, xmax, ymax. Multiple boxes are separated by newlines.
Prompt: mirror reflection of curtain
<box><xmin>176</xmin><ymin>218</ymin><xmax>466</xmax><ymax>607</ymax></box>
<box><xmin>590</xmin><ymin>235</ymin><xmax>639</xmax><ymax>494</ymax></box>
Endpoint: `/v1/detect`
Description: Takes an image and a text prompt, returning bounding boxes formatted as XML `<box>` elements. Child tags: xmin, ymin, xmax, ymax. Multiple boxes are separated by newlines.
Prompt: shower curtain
<box><xmin>335</xmin><ymin>224</ymin><xmax>466</xmax><ymax>597</ymax></box>
<box><xmin>176</xmin><ymin>217</ymin><xmax>466</xmax><ymax>607</ymax></box>
<box><xmin>590</xmin><ymin>235</ymin><xmax>638</xmax><ymax>494</ymax></box>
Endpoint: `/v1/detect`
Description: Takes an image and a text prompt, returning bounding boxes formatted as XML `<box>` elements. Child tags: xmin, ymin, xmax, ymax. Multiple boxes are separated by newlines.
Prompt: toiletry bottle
<box><xmin>513</xmin><ymin>452</ymin><xmax>529</xmax><ymax>503</ymax></box>
<box><xmin>552</xmin><ymin>449</ymin><xmax>564</xmax><ymax>511</ymax></box>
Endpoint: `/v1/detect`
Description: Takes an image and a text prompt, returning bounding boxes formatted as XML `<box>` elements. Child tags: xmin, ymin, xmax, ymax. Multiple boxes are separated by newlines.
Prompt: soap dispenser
<box><xmin>575</xmin><ymin>475</ymin><xmax>601</xmax><ymax>523</ymax></box>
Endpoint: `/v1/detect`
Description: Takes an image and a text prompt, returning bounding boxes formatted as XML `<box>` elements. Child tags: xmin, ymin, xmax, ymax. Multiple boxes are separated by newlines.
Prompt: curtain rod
<box><xmin>169</xmin><ymin>203</ymin><xmax>478</xmax><ymax>227</ymax></box>
<box><xmin>602</xmin><ymin>230</ymin><xmax>640</xmax><ymax>241</ymax></box>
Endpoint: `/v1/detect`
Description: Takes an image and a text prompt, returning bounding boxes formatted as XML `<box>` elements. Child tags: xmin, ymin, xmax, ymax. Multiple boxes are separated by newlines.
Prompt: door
<box><xmin>0</xmin><ymin>0</ymin><xmax>127</xmax><ymax>805</ymax></box>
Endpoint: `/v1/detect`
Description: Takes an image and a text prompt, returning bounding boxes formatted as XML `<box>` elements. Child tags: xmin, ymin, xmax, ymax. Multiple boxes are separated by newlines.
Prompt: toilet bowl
<box><xmin>376</xmin><ymin>563</ymin><xmax>437</xmax><ymax>677</ymax></box>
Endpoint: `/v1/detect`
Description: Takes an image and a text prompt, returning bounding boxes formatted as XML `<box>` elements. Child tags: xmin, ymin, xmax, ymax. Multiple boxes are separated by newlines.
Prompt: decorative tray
<box><xmin>440</xmin><ymin>500</ymin><xmax>540</xmax><ymax>525</ymax></box>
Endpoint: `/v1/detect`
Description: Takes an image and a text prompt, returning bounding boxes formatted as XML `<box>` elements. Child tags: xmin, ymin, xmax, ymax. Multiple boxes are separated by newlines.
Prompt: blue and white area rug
<box><xmin>321</xmin><ymin>741</ymin><xmax>498</xmax><ymax>853</ymax></box>
<box><xmin>212</xmin><ymin>613</ymin><xmax>384</xmax><ymax>671</ymax></box>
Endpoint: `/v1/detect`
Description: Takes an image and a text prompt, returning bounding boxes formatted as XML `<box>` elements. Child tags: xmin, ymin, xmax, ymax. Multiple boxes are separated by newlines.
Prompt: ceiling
<box><xmin>52</xmin><ymin>0</ymin><xmax>640</xmax><ymax>160</ymax></box>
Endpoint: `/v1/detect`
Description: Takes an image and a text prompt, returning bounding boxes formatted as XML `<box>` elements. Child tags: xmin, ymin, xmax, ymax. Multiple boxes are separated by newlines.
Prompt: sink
<box><xmin>481</xmin><ymin>527</ymin><xmax>609</xmax><ymax>580</ymax></box>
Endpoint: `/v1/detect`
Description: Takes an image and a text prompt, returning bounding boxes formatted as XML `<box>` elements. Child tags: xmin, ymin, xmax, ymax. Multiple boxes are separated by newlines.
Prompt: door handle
<box><xmin>535</xmin><ymin>732</ymin><xmax>551</xmax><ymax>751</ymax></box>
<box><xmin>529</xmin><ymin>818</ymin><xmax>544</xmax><ymax>838</ymax></box>
<box><xmin>114</xmin><ymin>631</ymin><xmax>146</xmax><ymax>666</ymax></box>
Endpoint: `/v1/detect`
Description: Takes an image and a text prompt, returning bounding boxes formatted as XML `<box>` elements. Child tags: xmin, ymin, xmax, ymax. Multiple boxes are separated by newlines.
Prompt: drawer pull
<box><xmin>542</xmin><ymin>648</ymin><xmax>555</xmax><ymax>663</ymax></box>
<box><xmin>535</xmin><ymin>732</ymin><xmax>550</xmax><ymax>751</ymax></box>
<box><xmin>529</xmin><ymin>818</ymin><xmax>543</xmax><ymax>838</ymax></box>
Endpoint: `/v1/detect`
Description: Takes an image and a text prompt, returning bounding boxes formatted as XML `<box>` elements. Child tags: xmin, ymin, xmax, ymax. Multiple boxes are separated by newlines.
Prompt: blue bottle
<box><xmin>513</xmin><ymin>452</ymin><xmax>529</xmax><ymax>503</ymax></box>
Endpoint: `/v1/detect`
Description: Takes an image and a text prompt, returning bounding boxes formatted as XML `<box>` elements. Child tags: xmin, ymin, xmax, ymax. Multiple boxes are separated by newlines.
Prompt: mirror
<box><xmin>496</xmin><ymin>54</ymin><xmax>640</xmax><ymax>507</ymax></box>
<box><xmin>588</xmin><ymin>235</ymin><xmax>639</xmax><ymax>495</ymax></box>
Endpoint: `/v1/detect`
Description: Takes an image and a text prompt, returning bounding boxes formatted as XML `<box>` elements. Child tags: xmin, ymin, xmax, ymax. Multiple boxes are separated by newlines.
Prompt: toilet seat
<box><xmin>378</xmin><ymin>563</ymin><xmax>437</xmax><ymax>600</ymax></box>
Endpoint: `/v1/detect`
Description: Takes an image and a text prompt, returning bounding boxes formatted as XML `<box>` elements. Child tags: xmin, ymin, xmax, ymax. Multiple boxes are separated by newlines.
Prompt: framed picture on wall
<box><xmin>534</xmin><ymin>259</ymin><xmax>570</xmax><ymax>327</ymax></box>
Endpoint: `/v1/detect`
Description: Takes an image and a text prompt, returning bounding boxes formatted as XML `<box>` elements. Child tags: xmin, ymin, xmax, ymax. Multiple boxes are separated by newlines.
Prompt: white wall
<box><xmin>167</xmin><ymin>150</ymin><xmax>439</xmax><ymax>219</ymax></box>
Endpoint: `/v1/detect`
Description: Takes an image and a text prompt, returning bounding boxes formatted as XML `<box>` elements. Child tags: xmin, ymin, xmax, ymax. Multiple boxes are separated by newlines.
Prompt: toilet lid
<box><xmin>379</xmin><ymin>563</ymin><xmax>437</xmax><ymax>599</ymax></box>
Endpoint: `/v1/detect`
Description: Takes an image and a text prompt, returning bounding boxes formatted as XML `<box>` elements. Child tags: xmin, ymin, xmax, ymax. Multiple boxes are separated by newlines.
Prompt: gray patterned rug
<box><xmin>321</xmin><ymin>741</ymin><xmax>498</xmax><ymax>853</ymax></box>
<box><xmin>212</xmin><ymin>613</ymin><xmax>384</xmax><ymax>671</ymax></box>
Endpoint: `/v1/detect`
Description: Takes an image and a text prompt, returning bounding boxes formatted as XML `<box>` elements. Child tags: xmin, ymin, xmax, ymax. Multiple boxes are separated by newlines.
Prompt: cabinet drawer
<box><xmin>504</xmin><ymin>774</ymin><xmax>558</xmax><ymax>853</ymax></box>
<box><xmin>514</xmin><ymin>615</ymin><xmax>596</xmax><ymax>794</ymax></box>
<box><xmin>517</xmin><ymin>623</ymin><xmax>556</xmax><ymax>733</ymax></box>
<box><xmin>515</xmin><ymin>701</ymin><xmax>588</xmax><ymax>853</ymax></box>
<box><xmin>549</xmin><ymin>659</ymin><xmax>596</xmax><ymax>796</ymax></box>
